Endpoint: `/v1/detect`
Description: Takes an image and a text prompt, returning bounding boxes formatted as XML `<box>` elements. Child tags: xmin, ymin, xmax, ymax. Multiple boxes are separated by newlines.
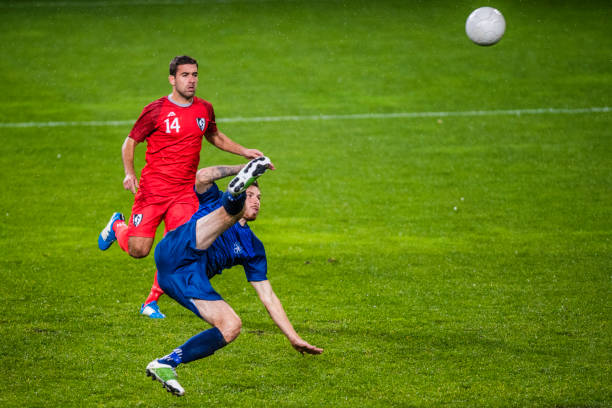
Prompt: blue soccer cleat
<box><xmin>227</xmin><ymin>156</ymin><xmax>272</xmax><ymax>196</ymax></box>
<box><xmin>98</xmin><ymin>212</ymin><xmax>124</xmax><ymax>251</ymax></box>
<box><xmin>140</xmin><ymin>301</ymin><xmax>166</xmax><ymax>319</ymax></box>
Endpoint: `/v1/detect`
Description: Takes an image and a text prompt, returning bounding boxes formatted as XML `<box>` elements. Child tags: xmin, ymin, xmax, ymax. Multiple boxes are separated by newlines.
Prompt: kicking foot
<box><xmin>140</xmin><ymin>301</ymin><xmax>166</xmax><ymax>319</ymax></box>
<box><xmin>146</xmin><ymin>360</ymin><xmax>184</xmax><ymax>397</ymax></box>
<box><xmin>227</xmin><ymin>156</ymin><xmax>272</xmax><ymax>196</ymax></box>
<box><xmin>98</xmin><ymin>212</ymin><xmax>124</xmax><ymax>250</ymax></box>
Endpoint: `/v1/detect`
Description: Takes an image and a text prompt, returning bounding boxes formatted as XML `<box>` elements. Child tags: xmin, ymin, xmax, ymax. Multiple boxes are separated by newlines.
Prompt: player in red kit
<box><xmin>98</xmin><ymin>55</ymin><xmax>271</xmax><ymax>319</ymax></box>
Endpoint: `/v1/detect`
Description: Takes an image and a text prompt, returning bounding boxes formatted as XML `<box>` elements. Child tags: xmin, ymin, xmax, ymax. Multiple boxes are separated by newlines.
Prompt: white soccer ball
<box><xmin>465</xmin><ymin>7</ymin><xmax>506</xmax><ymax>46</ymax></box>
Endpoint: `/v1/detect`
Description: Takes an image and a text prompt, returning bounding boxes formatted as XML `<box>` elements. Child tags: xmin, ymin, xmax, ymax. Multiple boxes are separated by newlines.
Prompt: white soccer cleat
<box><xmin>227</xmin><ymin>156</ymin><xmax>272</xmax><ymax>196</ymax></box>
<box><xmin>146</xmin><ymin>360</ymin><xmax>185</xmax><ymax>397</ymax></box>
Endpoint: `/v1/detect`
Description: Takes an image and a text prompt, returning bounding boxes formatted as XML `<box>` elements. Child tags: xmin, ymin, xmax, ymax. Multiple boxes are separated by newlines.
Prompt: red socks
<box><xmin>113</xmin><ymin>219</ymin><xmax>129</xmax><ymax>252</ymax></box>
<box><xmin>111</xmin><ymin>219</ymin><xmax>164</xmax><ymax>305</ymax></box>
<box><xmin>144</xmin><ymin>272</ymin><xmax>164</xmax><ymax>305</ymax></box>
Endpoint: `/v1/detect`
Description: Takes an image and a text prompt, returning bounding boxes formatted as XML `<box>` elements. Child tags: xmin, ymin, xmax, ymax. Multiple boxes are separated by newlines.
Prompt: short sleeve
<box><xmin>195</xmin><ymin>182</ymin><xmax>223</xmax><ymax>206</ymax></box>
<box><xmin>128</xmin><ymin>99</ymin><xmax>162</xmax><ymax>142</ymax></box>
<box><xmin>204</xmin><ymin>103</ymin><xmax>218</xmax><ymax>136</ymax></box>
<box><xmin>244</xmin><ymin>236</ymin><xmax>267</xmax><ymax>282</ymax></box>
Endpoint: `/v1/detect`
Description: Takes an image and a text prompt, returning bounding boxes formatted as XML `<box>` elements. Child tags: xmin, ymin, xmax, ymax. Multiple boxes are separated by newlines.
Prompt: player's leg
<box><xmin>147</xmin><ymin>225</ymin><xmax>236</xmax><ymax>397</ymax></box>
<box><xmin>150</xmin><ymin>300</ymin><xmax>240</xmax><ymax>368</ymax></box>
<box><xmin>127</xmin><ymin>236</ymin><xmax>155</xmax><ymax>258</ymax></box>
<box><xmin>143</xmin><ymin>272</ymin><xmax>164</xmax><ymax>308</ymax></box>
<box><xmin>100</xmin><ymin>217</ymin><xmax>155</xmax><ymax>257</ymax></box>
<box><xmin>194</xmin><ymin>156</ymin><xmax>272</xmax><ymax>250</ymax></box>
<box><xmin>141</xmin><ymin>197</ymin><xmax>199</xmax><ymax>318</ymax></box>
<box><xmin>97</xmin><ymin>198</ymin><xmax>163</xmax><ymax>257</ymax></box>
<box><xmin>98</xmin><ymin>212</ymin><xmax>125</xmax><ymax>250</ymax></box>
<box><xmin>140</xmin><ymin>271</ymin><xmax>165</xmax><ymax>319</ymax></box>
<box><xmin>146</xmin><ymin>299</ymin><xmax>238</xmax><ymax>397</ymax></box>
<box><xmin>113</xmin><ymin>216</ymin><xmax>129</xmax><ymax>252</ymax></box>
<box><xmin>190</xmin><ymin>299</ymin><xmax>242</xmax><ymax>343</ymax></box>
<box><xmin>194</xmin><ymin>204</ymin><xmax>243</xmax><ymax>250</ymax></box>
<box><xmin>125</xmin><ymin>199</ymin><xmax>168</xmax><ymax>257</ymax></box>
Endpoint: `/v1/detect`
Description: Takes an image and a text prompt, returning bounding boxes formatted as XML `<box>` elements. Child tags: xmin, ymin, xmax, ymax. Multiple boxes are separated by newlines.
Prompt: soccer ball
<box><xmin>465</xmin><ymin>7</ymin><xmax>506</xmax><ymax>46</ymax></box>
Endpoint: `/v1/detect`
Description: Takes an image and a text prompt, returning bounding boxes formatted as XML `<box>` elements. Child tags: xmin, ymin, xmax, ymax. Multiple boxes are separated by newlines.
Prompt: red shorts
<box><xmin>128</xmin><ymin>190</ymin><xmax>198</xmax><ymax>238</ymax></box>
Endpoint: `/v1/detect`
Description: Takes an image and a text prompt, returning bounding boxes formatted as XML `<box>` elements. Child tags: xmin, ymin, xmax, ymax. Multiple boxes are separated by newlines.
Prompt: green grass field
<box><xmin>0</xmin><ymin>0</ymin><xmax>610</xmax><ymax>406</ymax></box>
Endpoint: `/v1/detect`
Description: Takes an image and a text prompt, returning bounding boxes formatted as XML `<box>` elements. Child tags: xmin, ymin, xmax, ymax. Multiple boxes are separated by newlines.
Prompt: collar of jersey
<box><xmin>167</xmin><ymin>94</ymin><xmax>193</xmax><ymax>108</ymax></box>
<box><xmin>237</xmin><ymin>220</ymin><xmax>250</xmax><ymax>229</ymax></box>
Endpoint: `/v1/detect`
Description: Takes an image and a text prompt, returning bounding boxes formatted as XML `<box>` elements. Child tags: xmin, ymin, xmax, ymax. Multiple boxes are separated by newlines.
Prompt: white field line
<box><xmin>0</xmin><ymin>107</ymin><xmax>609</xmax><ymax>129</ymax></box>
<box><xmin>0</xmin><ymin>0</ymin><xmax>273</xmax><ymax>7</ymax></box>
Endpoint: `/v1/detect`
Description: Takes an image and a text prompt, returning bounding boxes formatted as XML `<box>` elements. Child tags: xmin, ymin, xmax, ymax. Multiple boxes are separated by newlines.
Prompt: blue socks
<box><xmin>221</xmin><ymin>191</ymin><xmax>246</xmax><ymax>215</ymax></box>
<box><xmin>158</xmin><ymin>327</ymin><xmax>227</xmax><ymax>367</ymax></box>
<box><xmin>158</xmin><ymin>350</ymin><xmax>182</xmax><ymax>368</ymax></box>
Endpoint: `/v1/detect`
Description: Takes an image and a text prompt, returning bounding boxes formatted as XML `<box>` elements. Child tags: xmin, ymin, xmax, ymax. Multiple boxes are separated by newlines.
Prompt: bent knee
<box><xmin>218</xmin><ymin>316</ymin><xmax>242</xmax><ymax>343</ymax></box>
<box><xmin>128</xmin><ymin>238</ymin><xmax>153</xmax><ymax>258</ymax></box>
<box><xmin>128</xmin><ymin>246</ymin><xmax>151</xmax><ymax>258</ymax></box>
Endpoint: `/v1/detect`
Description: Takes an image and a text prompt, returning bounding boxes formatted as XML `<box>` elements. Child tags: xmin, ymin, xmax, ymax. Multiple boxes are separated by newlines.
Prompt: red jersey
<box><xmin>129</xmin><ymin>96</ymin><xmax>218</xmax><ymax>199</ymax></box>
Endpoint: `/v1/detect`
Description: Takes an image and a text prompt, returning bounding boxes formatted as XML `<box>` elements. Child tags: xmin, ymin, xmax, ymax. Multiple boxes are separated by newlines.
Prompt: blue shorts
<box><xmin>154</xmin><ymin>220</ymin><xmax>223</xmax><ymax>318</ymax></box>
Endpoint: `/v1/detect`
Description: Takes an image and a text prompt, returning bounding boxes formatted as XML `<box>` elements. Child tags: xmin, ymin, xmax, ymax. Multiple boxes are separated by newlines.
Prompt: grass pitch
<box><xmin>0</xmin><ymin>0</ymin><xmax>610</xmax><ymax>406</ymax></box>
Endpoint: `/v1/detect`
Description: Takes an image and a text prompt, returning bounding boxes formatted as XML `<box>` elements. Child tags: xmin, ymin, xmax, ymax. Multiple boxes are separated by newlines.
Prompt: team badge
<box><xmin>133</xmin><ymin>214</ymin><xmax>143</xmax><ymax>227</ymax></box>
<box><xmin>196</xmin><ymin>118</ymin><xmax>207</xmax><ymax>131</ymax></box>
<box><xmin>233</xmin><ymin>242</ymin><xmax>242</xmax><ymax>254</ymax></box>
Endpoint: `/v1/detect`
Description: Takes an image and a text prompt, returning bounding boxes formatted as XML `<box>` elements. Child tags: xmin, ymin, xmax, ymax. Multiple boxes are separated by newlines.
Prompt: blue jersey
<box><xmin>190</xmin><ymin>183</ymin><xmax>268</xmax><ymax>282</ymax></box>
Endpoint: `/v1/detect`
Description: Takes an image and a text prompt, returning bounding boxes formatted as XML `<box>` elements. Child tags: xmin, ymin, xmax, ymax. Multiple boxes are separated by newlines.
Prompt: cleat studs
<box><xmin>227</xmin><ymin>157</ymin><xmax>269</xmax><ymax>195</ymax></box>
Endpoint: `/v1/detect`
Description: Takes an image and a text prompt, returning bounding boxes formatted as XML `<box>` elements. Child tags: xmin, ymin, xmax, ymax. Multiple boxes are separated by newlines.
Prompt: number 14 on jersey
<box><xmin>164</xmin><ymin>117</ymin><xmax>180</xmax><ymax>133</ymax></box>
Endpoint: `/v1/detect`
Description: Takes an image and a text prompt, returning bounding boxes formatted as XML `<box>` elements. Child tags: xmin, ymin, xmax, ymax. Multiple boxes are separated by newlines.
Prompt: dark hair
<box><xmin>169</xmin><ymin>55</ymin><xmax>198</xmax><ymax>76</ymax></box>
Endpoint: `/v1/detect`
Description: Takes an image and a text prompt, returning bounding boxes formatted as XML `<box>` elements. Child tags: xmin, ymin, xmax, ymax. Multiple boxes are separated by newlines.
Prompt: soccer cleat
<box><xmin>227</xmin><ymin>156</ymin><xmax>271</xmax><ymax>196</ymax></box>
<box><xmin>146</xmin><ymin>359</ymin><xmax>185</xmax><ymax>397</ymax></box>
<box><xmin>98</xmin><ymin>212</ymin><xmax>124</xmax><ymax>250</ymax></box>
<box><xmin>140</xmin><ymin>301</ymin><xmax>166</xmax><ymax>319</ymax></box>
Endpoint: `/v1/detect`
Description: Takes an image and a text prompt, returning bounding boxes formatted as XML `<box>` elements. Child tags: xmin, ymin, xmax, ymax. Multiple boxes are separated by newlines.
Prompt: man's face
<box><xmin>242</xmin><ymin>185</ymin><xmax>261</xmax><ymax>221</ymax></box>
<box><xmin>169</xmin><ymin>64</ymin><xmax>198</xmax><ymax>100</ymax></box>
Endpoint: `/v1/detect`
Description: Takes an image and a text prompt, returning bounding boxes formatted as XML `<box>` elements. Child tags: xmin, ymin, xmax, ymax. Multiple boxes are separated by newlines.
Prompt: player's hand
<box><xmin>243</xmin><ymin>149</ymin><xmax>276</xmax><ymax>170</ymax></box>
<box><xmin>123</xmin><ymin>174</ymin><xmax>139</xmax><ymax>194</ymax></box>
<box><xmin>291</xmin><ymin>338</ymin><xmax>323</xmax><ymax>355</ymax></box>
<box><xmin>242</xmin><ymin>149</ymin><xmax>264</xmax><ymax>160</ymax></box>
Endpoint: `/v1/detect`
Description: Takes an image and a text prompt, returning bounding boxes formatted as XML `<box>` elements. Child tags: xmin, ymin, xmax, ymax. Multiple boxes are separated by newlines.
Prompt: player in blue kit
<box><xmin>146</xmin><ymin>156</ymin><xmax>323</xmax><ymax>396</ymax></box>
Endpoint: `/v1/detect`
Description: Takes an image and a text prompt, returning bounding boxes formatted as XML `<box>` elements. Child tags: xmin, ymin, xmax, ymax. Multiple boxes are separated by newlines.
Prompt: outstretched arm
<box><xmin>195</xmin><ymin>164</ymin><xmax>245</xmax><ymax>194</ymax></box>
<box><xmin>250</xmin><ymin>280</ymin><xmax>323</xmax><ymax>355</ymax></box>
<box><xmin>205</xmin><ymin>129</ymin><xmax>269</xmax><ymax>162</ymax></box>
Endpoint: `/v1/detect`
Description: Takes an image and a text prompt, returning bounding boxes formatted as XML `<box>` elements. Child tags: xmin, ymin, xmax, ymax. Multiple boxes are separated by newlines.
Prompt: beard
<box><xmin>242</xmin><ymin>211</ymin><xmax>258</xmax><ymax>221</ymax></box>
<box><xmin>177</xmin><ymin>86</ymin><xmax>195</xmax><ymax>100</ymax></box>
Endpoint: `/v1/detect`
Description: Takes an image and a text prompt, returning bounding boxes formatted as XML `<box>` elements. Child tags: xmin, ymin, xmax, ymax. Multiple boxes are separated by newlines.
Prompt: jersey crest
<box><xmin>196</xmin><ymin>118</ymin><xmax>207</xmax><ymax>132</ymax></box>
<box><xmin>133</xmin><ymin>214</ymin><xmax>143</xmax><ymax>227</ymax></box>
